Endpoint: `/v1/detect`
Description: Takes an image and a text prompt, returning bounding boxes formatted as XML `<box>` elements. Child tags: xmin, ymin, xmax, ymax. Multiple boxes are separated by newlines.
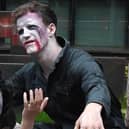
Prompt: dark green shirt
<box><xmin>6</xmin><ymin>37</ymin><xmax>126</xmax><ymax>129</ymax></box>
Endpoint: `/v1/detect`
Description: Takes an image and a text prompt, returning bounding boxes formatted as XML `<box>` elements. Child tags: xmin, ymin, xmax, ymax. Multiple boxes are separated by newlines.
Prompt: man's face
<box><xmin>16</xmin><ymin>12</ymin><xmax>49</xmax><ymax>54</ymax></box>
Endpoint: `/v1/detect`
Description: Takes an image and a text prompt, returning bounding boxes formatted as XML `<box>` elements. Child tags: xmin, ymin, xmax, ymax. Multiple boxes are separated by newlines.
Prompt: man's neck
<box><xmin>36</xmin><ymin>37</ymin><xmax>62</xmax><ymax>78</ymax></box>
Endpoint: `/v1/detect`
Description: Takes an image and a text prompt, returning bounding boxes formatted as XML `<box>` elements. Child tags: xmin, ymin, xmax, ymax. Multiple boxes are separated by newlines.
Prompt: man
<box><xmin>5</xmin><ymin>1</ymin><xmax>126</xmax><ymax>129</ymax></box>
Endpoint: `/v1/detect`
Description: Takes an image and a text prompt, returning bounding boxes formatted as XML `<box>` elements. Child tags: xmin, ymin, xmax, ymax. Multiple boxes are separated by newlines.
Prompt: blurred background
<box><xmin>0</xmin><ymin>0</ymin><xmax>128</xmax><ymax>121</ymax></box>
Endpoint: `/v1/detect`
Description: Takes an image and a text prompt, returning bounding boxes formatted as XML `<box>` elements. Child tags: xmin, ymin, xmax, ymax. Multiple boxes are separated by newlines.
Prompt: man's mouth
<box><xmin>23</xmin><ymin>40</ymin><xmax>41</xmax><ymax>51</ymax></box>
<box><xmin>23</xmin><ymin>40</ymin><xmax>38</xmax><ymax>48</ymax></box>
<box><xmin>24</xmin><ymin>40</ymin><xmax>35</xmax><ymax>46</ymax></box>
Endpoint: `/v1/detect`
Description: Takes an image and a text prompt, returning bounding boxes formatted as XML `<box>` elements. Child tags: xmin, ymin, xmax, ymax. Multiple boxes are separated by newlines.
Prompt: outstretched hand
<box><xmin>74</xmin><ymin>103</ymin><xmax>105</xmax><ymax>129</ymax></box>
<box><xmin>22</xmin><ymin>88</ymin><xmax>48</xmax><ymax>121</ymax></box>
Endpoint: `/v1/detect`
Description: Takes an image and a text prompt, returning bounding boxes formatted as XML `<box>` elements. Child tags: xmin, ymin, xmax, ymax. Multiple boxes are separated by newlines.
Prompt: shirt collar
<box><xmin>54</xmin><ymin>36</ymin><xmax>69</xmax><ymax>64</ymax></box>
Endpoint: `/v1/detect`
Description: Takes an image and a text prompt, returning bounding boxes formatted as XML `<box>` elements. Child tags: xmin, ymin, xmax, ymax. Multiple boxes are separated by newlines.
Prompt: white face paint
<box><xmin>16</xmin><ymin>12</ymin><xmax>49</xmax><ymax>54</ymax></box>
<box><xmin>0</xmin><ymin>90</ymin><xmax>3</xmax><ymax>115</ymax></box>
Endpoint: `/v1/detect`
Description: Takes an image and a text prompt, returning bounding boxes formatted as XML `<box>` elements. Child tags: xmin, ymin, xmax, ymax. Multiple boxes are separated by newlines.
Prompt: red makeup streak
<box><xmin>23</xmin><ymin>40</ymin><xmax>41</xmax><ymax>51</ymax></box>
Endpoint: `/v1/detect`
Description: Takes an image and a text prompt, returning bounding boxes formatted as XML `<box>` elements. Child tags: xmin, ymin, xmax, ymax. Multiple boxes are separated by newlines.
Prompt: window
<box><xmin>49</xmin><ymin>0</ymin><xmax>70</xmax><ymax>39</ymax></box>
<box><xmin>0</xmin><ymin>0</ymin><xmax>129</xmax><ymax>53</ymax></box>
<box><xmin>75</xmin><ymin>0</ymin><xmax>128</xmax><ymax>48</ymax></box>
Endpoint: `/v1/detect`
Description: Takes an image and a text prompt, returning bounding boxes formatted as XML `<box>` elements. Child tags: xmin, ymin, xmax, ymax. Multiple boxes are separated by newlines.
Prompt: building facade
<box><xmin>0</xmin><ymin>0</ymin><xmax>128</xmax><ymax>98</ymax></box>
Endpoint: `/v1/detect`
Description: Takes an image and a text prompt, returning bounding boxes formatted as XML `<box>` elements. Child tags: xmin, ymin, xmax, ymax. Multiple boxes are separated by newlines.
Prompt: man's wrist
<box><xmin>84</xmin><ymin>102</ymin><xmax>103</xmax><ymax>113</ymax></box>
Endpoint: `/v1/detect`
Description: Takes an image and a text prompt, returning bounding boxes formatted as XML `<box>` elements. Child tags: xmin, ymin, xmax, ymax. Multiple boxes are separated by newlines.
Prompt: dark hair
<box><xmin>12</xmin><ymin>1</ymin><xmax>57</xmax><ymax>27</ymax></box>
<box><xmin>0</xmin><ymin>80</ymin><xmax>16</xmax><ymax>129</ymax></box>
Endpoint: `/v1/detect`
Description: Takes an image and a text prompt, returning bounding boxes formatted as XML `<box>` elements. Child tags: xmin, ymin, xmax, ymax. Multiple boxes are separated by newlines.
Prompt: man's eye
<box><xmin>27</xmin><ymin>25</ymin><xmax>38</xmax><ymax>30</ymax></box>
<box><xmin>17</xmin><ymin>29</ymin><xmax>24</xmax><ymax>35</ymax></box>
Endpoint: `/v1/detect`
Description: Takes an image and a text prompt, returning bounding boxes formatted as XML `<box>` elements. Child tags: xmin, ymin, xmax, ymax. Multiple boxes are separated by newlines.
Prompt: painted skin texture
<box><xmin>17</xmin><ymin>12</ymin><xmax>49</xmax><ymax>54</ymax></box>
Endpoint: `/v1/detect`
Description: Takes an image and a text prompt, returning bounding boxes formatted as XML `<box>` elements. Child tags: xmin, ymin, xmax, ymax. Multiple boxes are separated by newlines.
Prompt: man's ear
<box><xmin>47</xmin><ymin>23</ymin><xmax>56</xmax><ymax>37</ymax></box>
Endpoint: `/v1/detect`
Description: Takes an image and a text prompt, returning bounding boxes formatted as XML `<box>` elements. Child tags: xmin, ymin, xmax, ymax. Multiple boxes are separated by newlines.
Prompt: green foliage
<box><xmin>125</xmin><ymin>66</ymin><xmax>128</xmax><ymax>78</ymax></box>
<box><xmin>119</xmin><ymin>95</ymin><xmax>127</xmax><ymax>118</ymax></box>
<box><xmin>35</xmin><ymin>112</ymin><xmax>54</xmax><ymax>123</ymax></box>
<box><xmin>16</xmin><ymin>111</ymin><xmax>54</xmax><ymax>123</ymax></box>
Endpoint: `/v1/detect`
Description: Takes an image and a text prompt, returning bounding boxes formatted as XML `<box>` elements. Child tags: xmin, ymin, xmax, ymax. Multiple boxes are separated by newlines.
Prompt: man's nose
<box><xmin>23</xmin><ymin>35</ymin><xmax>30</xmax><ymax>41</ymax></box>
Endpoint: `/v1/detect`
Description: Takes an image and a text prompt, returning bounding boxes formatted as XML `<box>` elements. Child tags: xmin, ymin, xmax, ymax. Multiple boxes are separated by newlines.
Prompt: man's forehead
<box><xmin>0</xmin><ymin>90</ymin><xmax>3</xmax><ymax>115</ymax></box>
<box><xmin>16</xmin><ymin>12</ymin><xmax>43</xmax><ymax>28</ymax></box>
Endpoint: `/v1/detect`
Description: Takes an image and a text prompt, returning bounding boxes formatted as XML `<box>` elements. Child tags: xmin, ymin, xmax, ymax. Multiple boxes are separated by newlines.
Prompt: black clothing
<box><xmin>5</xmin><ymin>37</ymin><xmax>126</xmax><ymax>129</ymax></box>
<box><xmin>0</xmin><ymin>80</ymin><xmax>16</xmax><ymax>129</ymax></box>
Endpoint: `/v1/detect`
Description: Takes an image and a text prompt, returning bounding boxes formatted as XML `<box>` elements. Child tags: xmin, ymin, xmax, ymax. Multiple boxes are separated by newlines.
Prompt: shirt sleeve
<box><xmin>78</xmin><ymin>53</ymin><xmax>111</xmax><ymax>117</ymax></box>
<box><xmin>5</xmin><ymin>64</ymin><xmax>27</xmax><ymax>105</ymax></box>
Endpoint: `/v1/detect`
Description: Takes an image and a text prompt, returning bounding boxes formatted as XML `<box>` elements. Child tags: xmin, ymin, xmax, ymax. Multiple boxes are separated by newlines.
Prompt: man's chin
<box><xmin>25</xmin><ymin>45</ymin><xmax>42</xmax><ymax>55</ymax></box>
<box><xmin>26</xmin><ymin>50</ymin><xmax>37</xmax><ymax>55</ymax></box>
<box><xmin>27</xmin><ymin>50</ymin><xmax>43</xmax><ymax>56</ymax></box>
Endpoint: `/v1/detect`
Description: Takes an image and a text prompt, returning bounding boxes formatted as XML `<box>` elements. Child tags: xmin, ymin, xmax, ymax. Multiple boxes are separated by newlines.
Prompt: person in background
<box><xmin>0</xmin><ymin>79</ymin><xmax>16</xmax><ymax>129</ymax></box>
<box><xmin>20</xmin><ymin>88</ymin><xmax>48</xmax><ymax>129</ymax></box>
<box><xmin>5</xmin><ymin>1</ymin><xmax>126</xmax><ymax>129</ymax></box>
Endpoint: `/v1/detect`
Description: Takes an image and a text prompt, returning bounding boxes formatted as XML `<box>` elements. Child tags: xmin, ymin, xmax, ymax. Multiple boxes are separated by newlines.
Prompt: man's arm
<box><xmin>73</xmin><ymin>54</ymin><xmax>110</xmax><ymax>129</ymax></box>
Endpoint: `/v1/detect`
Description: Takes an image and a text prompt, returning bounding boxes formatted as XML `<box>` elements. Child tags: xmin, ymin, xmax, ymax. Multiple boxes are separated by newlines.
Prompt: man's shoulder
<box><xmin>67</xmin><ymin>46</ymin><xmax>94</xmax><ymax>61</ymax></box>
